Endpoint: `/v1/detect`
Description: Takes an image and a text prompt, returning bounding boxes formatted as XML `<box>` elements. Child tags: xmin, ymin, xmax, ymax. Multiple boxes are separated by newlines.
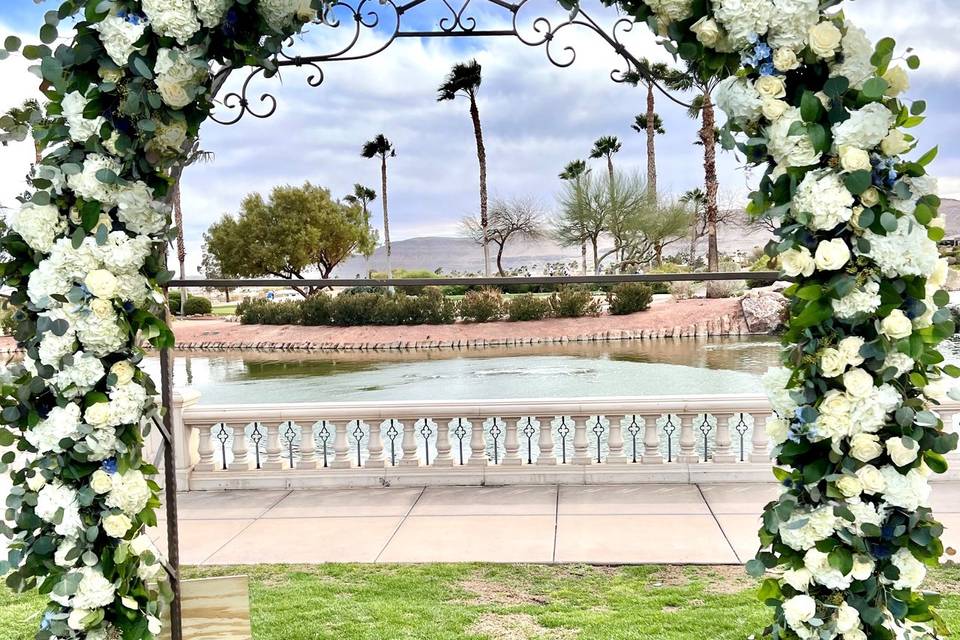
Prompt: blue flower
<box><xmin>759</xmin><ymin>62</ymin><xmax>776</xmax><ymax>76</ymax></box>
<box><xmin>41</xmin><ymin>613</ymin><xmax>53</xmax><ymax>630</ymax></box>
<box><xmin>754</xmin><ymin>42</ymin><xmax>772</xmax><ymax>61</ymax></box>
<box><xmin>223</xmin><ymin>8</ymin><xmax>241</xmax><ymax>38</ymax></box>
<box><xmin>871</xmin><ymin>542</ymin><xmax>893</xmax><ymax>559</ymax></box>
<box><xmin>102</xmin><ymin>458</ymin><xmax>118</xmax><ymax>474</ymax></box>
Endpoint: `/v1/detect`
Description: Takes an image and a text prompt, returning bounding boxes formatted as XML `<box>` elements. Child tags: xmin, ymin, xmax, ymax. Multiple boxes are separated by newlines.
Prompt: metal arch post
<box><xmin>159</xmin><ymin>329</ymin><xmax>183</xmax><ymax>640</ymax></box>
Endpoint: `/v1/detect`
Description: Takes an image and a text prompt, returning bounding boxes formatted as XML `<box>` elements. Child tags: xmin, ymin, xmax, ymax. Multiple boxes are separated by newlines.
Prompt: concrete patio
<box><xmin>154</xmin><ymin>482</ymin><xmax>960</xmax><ymax>565</ymax></box>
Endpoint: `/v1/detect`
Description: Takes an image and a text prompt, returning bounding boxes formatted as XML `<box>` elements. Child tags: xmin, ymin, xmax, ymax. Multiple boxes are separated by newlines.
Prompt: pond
<box><xmin>145</xmin><ymin>336</ymin><xmax>788</xmax><ymax>405</ymax></box>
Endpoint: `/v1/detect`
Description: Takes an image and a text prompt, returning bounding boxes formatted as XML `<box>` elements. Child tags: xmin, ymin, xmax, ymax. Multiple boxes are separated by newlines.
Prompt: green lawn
<box><xmin>3</xmin><ymin>564</ymin><xmax>959</xmax><ymax>639</ymax></box>
<box><xmin>211</xmin><ymin>302</ymin><xmax>237</xmax><ymax>316</ymax></box>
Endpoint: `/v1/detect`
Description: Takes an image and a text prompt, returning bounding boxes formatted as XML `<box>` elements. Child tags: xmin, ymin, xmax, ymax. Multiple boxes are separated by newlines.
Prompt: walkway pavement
<box><xmin>153</xmin><ymin>482</ymin><xmax>960</xmax><ymax>565</ymax></box>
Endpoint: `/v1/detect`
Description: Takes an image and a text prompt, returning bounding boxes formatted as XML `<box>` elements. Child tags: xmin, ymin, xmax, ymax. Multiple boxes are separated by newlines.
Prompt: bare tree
<box><xmin>462</xmin><ymin>196</ymin><xmax>545</xmax><ymax>276</ymax></box>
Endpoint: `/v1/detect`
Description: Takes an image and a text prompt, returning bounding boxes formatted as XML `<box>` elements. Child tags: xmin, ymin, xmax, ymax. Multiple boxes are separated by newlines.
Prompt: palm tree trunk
<box><xmin>380</xmin><ymin>155</ymin><xmax>393</xmax><ymax>281</ymax></box>
<box><xmin>606</xmin><ymin>156</ymin><xmax>614</xmax><ymax>183</ymax></box>
<box><xmin>591</xmin><ymin>237</ymin><xmax>600</xmax><ymax>275</ymax></box>
<box><xmin>469</xmin><ymin>95</ymin><xmax>491</xmax><ymax>276</ymax></box>
<box><xmin>580</xmin><ymin>240</ymin><xmax>587</xmax><ymax>276</ymax></box>
<box><xmin>173</xmin><ymin>181</ymin><xmax>187</xmax><ymax>315</ymax></box>
<box><xmin>645</xmin><ymin>83</ymin><xmax>657</xmax><ymax>200</ymax></box>
<box><xmin>700</xmin><ymin>93</ymin><xmax>720</xmax><ymax>272</ymax></box>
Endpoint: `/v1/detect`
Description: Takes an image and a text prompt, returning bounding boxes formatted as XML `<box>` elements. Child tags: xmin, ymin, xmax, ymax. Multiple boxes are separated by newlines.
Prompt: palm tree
<box><xmin>680</xmin><ymin>187</ymin><xmax>707</xmax><ymax>266</ymax></box>
<box><xmin>664</xmin><ymin>67</ymin><xmax>725</xmax><ymax>272</ymax></box>
<box><xmin>361</xmin><ymin>134</ymin><xmax>396</xmax><ymax>280</ymax></box>
<box><xmin>628</xmin><ymin>61</ymin><xmax>672</xmax><ymax>199</ymax></box>
<box><xmin>559</xmin><ymin>160</ymin><xmax>590</xmax><ymax>275</ymax></box>
<box><xmin>344</xmin><ymin>184</ymin><xmax>378</xmax><ymax>277</ymax></box>
<box><xmin>173</xmin><ymin>142</ymin><xmax>215</xmax><ymax>315</ymax></box>
<box><xmin>438</xmin><ymin>59</ymin><xmax>491</xmax><ymax>276</ymax></box>
<box><xmin>589</xmin><ymin>136</ymin><xmax>622</xmax><ymax>182</ymax></box>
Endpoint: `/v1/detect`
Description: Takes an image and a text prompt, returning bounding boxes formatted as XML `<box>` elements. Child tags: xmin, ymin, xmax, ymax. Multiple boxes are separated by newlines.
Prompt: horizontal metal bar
<box><xmin>166</xmin><ymin>272</ymin><xmax>781</xmax><ymax>289</ymax></box>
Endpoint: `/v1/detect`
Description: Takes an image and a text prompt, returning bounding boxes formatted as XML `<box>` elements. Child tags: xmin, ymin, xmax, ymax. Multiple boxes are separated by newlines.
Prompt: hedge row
<box><xmin>168</xmin><ymin>292</ymin><xmax>213</xmax><ymax>316</ymax></box>
<box><xmin>236</xmin><ymin>284</ymin><xmax>654</xmax><ymax>327</ymax></box>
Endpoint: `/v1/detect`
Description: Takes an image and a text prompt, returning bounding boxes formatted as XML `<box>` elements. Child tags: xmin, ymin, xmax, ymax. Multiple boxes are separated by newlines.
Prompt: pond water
<box><xmin>144</xmin><ymin>336</ymin><xmax>787</xmax><ymax>405</ymax></box>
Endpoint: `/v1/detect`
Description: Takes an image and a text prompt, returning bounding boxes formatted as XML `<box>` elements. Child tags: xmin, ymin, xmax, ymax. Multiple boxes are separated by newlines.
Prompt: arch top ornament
<box><xmin>1</xmin><ymin>1</ymin><xmax>956</xmax><ymax>640</ymax></box>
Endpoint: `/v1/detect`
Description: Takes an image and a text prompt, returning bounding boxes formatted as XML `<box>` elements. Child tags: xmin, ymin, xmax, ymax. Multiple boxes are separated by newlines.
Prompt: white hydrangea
<box><xmin>763</xmin><ymin>366</ymin><xmax>799</xmax><ymax>417</ymax></box>
<box><xmin>9</xmin><ymin>201</ymin><xmax>65</xmax><ymax>254</ymax></box>
<box><xmin>765</xmin><ymin>107</ymin><xmax>821</xmax><ymax>169</ymax></box>
<box><xmin>714</xmin><ymin>76</ymin><xmax>763</xmax><ymax>127</ymax></box>
<box><xmin>26</xmin><ymin>403</ymin><xmax>82</xmax><ymax>453</ymax></box>
<box><xmin>830</xmin><ymin>24</ymin><xmax>875</xmax><ymax>90</ymax></box>
<box><xmin>766</xmin><ymin>0</ymin><xmax>819</xmax><ymax>51</ymax></box>
<box><xmin>72</xmin><ymin>567</ymin><xmax>117</xmax><ymax>609</ymax></box>
<box><xmin>258</xmin><ymin>0</ymin><xmax>316</xmax><ymax>33</ymax></box>
<box><xmin>142</xmin><ymin>0</ymin><xmax>200</xmax><ymax>44</ymax></box>
<box><xmin>712</xmin><ymin>0</ymin><xmax>774</xmax><ymax>49</ymax></box>
<box><xmin>643</xmin><ymin>0</ymin><xmax>693</xmax><ymax>22</ymax></box>
<box><xmin>859</xmin><ymin>217</ymin><xmax>940</xmax><ymax>278</ymax></box>
<box><xmin>55</xmin><ymin>537</ymin><xmax>82</xmax><ymax>568</ymax></box>
<box><xmin>890</xmin><ymin>174</ymin><xmax>938</xmax><ymax>215</ymax></box>
<box><xmin>61</xmin><ymin>91</ymin><xmax>107</xmax><ymax>144</ymax></box>
<box><xmin>67</xmin><ymin>154</ymin><xmax>122</xmax><ymax>205</ymax></box>
<box><xmin>116</xmin><ymin>181</ymin><xmax>168</xmax><ymax>235</ymax></box>
<box><xmin>154</xmin><ymin>46</ymin><xmax>208</xmax><ymax>109</ymax></box>
<box><xmin>883</xmin><ymin>352</ymin><xmax>915</xmax><ymax>377</ymax></box>
<box><xmin>833</xmin><ymin>102</ymin><xmax>894</xmax><ymax>150</ymax></box>
<box><xmin>780</xmin><ymin>506</ymin><xmax>837</xmax><ymax>551</ymax></box>
<box><xmin>86</xmin><ymin>428</ymin><xmax>119</xmax><ymax>461</ymax></box>
<box><xmin>73</xmin><ymin>306</ymin><xmax>127</xmax><ymax>357</ymax></box>
<box><xmin>105</xmin><ymin>469</ymin><xmax>152</xmax><ymax>516</ymax></box>
<box><xmin>849</xmin><ymin>384</ymin><xmax>901</xmax><ymax>434</ymax></box>
<box><xmin>51</xmin><ymin>351</ymin><xmax>105</xmax><ymax>398</ymax></box>
<box><xmin>91</xmin><ymin>14</ymin><xmax>147</xmax><ymax>66</ymax></box>
<box><xmin>195</xmin><ymin>0</ymin><xmax>233</xmax><ymax>27</ymax></box>
<box><xmin>889</xmin><ymin>547</ymin><xmax>926</xmax><ymax>590</ymax></box>
<box><xmin>792</xmin><ymin>169</ymin><xmax>854</xmax><ymax>231</ymax></box>
<box><xmin>842</xmin><ymin>499</ymin><xmax>886</xmax><ymax>535</ymax></box>
<box><xmin>37</xmin><ymin>308</ymin><xmax>77</xmax><ymax>366</ymax></box>
<box><xmin>880</xmin><ymin>466</ymin><xmax>930</xmax><ymax>511</ymax></box>
<box><xmin>804</xmin><ymin>548</ymin><xmax>852</xmax><ymax>590</ymax></box>
<box><xmin>832</xmin><ymin>280</ymin><xmax>881</xmax><ymax>320</ymax></box>
<box><xmin>782</xmin><ymin>595</ymin><xmax>817</xmax><ymax>632</ymax></box>
<box><xmin>106</xmin><ymin>382</ymin><xmax>149</xmax><ymax>427</ymax></box>
<box><xmin>36</xmin><ymin>481</ymin><xmax>84</xmax><ymax>537</ymax></box>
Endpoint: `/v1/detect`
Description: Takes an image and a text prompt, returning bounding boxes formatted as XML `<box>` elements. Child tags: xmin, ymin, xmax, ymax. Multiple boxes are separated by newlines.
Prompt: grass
<box><xmin>2</xmin><ymin>564</ymin><xmax>959</xmax><ymax>639</ymax></box>
<box><xmin>211</xmin><ymin>302</ymin><xmax>237</xmax><ymax>316</ymax></box>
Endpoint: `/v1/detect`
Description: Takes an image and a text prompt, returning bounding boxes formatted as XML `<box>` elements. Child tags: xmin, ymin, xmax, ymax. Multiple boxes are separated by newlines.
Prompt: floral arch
<box><xmin>0</xmin><ymin>1</ymin><xmax>955</xmax><ymax>639</ymax></box>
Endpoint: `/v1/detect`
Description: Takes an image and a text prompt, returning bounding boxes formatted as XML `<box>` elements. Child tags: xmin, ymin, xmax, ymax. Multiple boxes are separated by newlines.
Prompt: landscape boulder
<box><xmin>740</xmin><ymin>288</ymin><xmax>789</xmax><ymax>333</ymax></box>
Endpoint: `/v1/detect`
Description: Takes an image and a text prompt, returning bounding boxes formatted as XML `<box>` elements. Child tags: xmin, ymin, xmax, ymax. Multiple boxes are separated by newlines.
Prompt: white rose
<box><xmin>103</xmin><ymin>513</ymin><xmax>133</xmax><ymax>538</ymax></box>
<box><xmin>851</xmin><ymin>554</ymin><xmax>875</xmax><ymax>581</ymax></box>
<box><xmin>130</xmin><ymin>534</ymin><xmax>156</xmax><ymax>556</ymax></box>
<box><xmin>839</xmin><ymin>146</ymin><xmax>871</xmax><ymax>172</ymax></box>
<box><xmin>814</xmin><ymin>239</ymin><xmax>850</xmax><ymax>271</ymax></box>
<box><xmin>842</xmin><ymin>368</ymin><xmax>874</xmax><ymax>397</ymax></box>
<box><xmin>890</xmin><ymin>547</ymin><xmax>926</xmax><ymax>590</ymax></box>
<box><xmin>755</xmin><ymin>75</ymin><xmax>787</xmax><ymax>100</ymax></box>
<box><xmin>773</xmin><ymin>48</ymin><xmax>800</xmax><ymax>72</ymax></box>
<box><xmin>880</xmin><ymin>309</ymin><xmax>913</xmax><ymax>339</ymax></box>
<box><xmin>883</xmin><ymin>66</ymin><xmax>910</xmax><ymax>97</ymax></box>
<box><xmin>782</xmin><ymin>567</ymin><xmax>812</xmax><ymax>591</ymax></box>
<box><xmin>837</xmin><ymin>336</ymin><xmax>865</xmax><ymax>367</ymax></box>
<box><xmin>836</xmin><ymin>475</ymin><xmax>863</xmax><ymax>498</ymax></box>
<box><xmin>690</xmin><ymin>16</ymin><xmax>721</xmax><ymax>47</ymax></box>
<box><xmin>929</xmin><ymin>258</ymin><xmax>949</xmax><ymax>288</ymax></box>
<box><xmin>90</xmin><ymin>469</ymin><xmax>114</xmax><ymax>494</ymax></box>
<box><xmin>881</xmin><ymin>129</ymin><xmax>911</xmax><ymax>156</ymax></box>
<box><xmin>860</xmin><ymin>187</ymin><xmax>880</xmax><ymax>207</ymax></box>
<box><xmin>886</xmin><ymin>437</ymin><xmax>919</xmax><ymax>467</ymax></box>
<box><xmin>762</xmin><ymin>98</ymin><xmax>789</xmax><ymax>121</ymax></box>
<box><xmin>836</xmin><ymin>602</ymin><xmax>860</xmax><ymax>633</ymax></box>
<box><xmin>765</xmin><ymin>416</ymin><xmax>790</xmax><ymax>445</ymax></box>
<box><xmin>780</xmin><ymin>247</ymin><xmax>815</xmax><ymax>277</ymax></box>
<box><xmin>782</xmin><ymin>595</ymin><xmax>817</xmax><ymax>630</ymax></box>
<box><xmin>855</xmin><ymin>463</ymin><xmax>886</xmax><ymax>493</ymax></box>
<box><xmin>148</xmin><ymin>615</ymin><xmax>163</xmax><ymax>635</ymax></box>
<box><xmin>808</xmin><ymin>21</ymin><xmax>843</xmax><ymax>58</ymax></box>
<box><xmin>85</xmin><ymin>402</ymin><xmax>111</xmax><ymax>427</ymax></box>
<box><xmin>84</xmin><ymin>269</ymin><xmax>118</xmax><ymax>299</ymax></box>
<box><xmin>68</xmin><ymin>608</ymin><xmax>92</xmax><ymax>631</ymax></box>
<box><xmin>110</xmin><ymin>361</ymin><xmax>136</xmax><ymax>386</ymax></box>
<box><xmin>27</xmin><ymin>473</ymin><xmax>47</xmax><ymax>492</ymax></box>
<box><xmin>820</xmin><ymin>348</ymin><xmax>847</xmax><ymax>378</ymax></box>
<box><xmin>90</xmin><ymin>298</ymin><xmax>115</xmax><ymax>320</ymax></box>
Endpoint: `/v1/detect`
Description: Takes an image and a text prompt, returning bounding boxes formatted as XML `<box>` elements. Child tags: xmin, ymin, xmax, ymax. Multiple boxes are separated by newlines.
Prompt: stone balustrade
<box><xmin>167</xmin><ymin>390</ymin><xmax>960</xmax><ymax>490</ymax></box>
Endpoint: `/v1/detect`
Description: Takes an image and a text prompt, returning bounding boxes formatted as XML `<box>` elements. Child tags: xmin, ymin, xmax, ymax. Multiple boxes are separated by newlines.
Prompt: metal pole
<box><xmin>160</xmin><ymin>300</ymin><xmax>183</xmax><ymax>640</ymax></box>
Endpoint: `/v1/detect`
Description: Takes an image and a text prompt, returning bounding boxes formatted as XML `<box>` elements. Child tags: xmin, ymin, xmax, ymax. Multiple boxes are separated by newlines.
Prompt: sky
<box><xmin>0</xmin><ymin>1</ymin><xmax>958</xmax><ymax>276</ymax></box>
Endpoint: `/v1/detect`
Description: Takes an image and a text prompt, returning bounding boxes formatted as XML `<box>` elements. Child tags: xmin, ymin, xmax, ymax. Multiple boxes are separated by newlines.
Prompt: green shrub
<box><xmin>704</xmin><ymin>279</ymin><xmax>743</xmax><ymax>299</ymax></box>
<box><xmin>235</xmin><ymin>298</ymin><xmax>301</xmax><ymax>325</ymax></box>
<box><xmin>300</xmin><ymin>294</ymin><xmax>333</xmax><ymax>325</ymax></box>
<box><xmin>647</xmin><ymin>263</ymin><xmax>692</xmax><ymax>294</ymax></box>
<box><xmin>458</xmin><ymin>287</ymin><xmax>504</xmax><ymax>322</ymax></box>
<box><xmin>370</xmin><ymin>268</ymin><xmax>438</xmax><ymax>295</ymax></box>
<box><xmin>746</xmin><ymin>254</ymin><xmax>779</xmax><ymax>289</ymax></box>
<box><xmin>168</xmin><ymin>292</ymin><xmax>213</xmax><ymax>316</ymax></box>
<box><xmin>330</xmin><ymin>292</ymin><xmax>383</xmax><ymax>326</ymax></box>
<box><xmin>506</xmin><ymin>294</ymin><xmax>551</xmax><ymax>322</ymax></box>
<box><xmin>606</xmin><ymin>283</ymin><xmax>653</xmax><ymax>315</ymax></box>
<box><xmin>548</xmin><ymin>286</ymin><xmax>599</xmax><ymax>318</ymax></box>
<box><xmin>670</xmin><ymin>281</ymin><xmax>695</xmax><ymax>301</ymax></box>
<box><xmin>393</xmin><ymin>288</ymin><xmax>457</xmax><ymax>325</ymax></box>
<box><xmin>0</xmin><ymin>302</ymin><xmax>18</xmax><ymax>335</ymax></box>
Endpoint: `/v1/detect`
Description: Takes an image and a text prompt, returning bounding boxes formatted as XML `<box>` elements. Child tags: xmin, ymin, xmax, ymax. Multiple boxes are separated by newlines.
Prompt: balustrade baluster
<box><xmin>366</xmin><ymin>421</ymin><xmax>385</xmax><ymax>468</ymax></box>
<box><xmin>195</xmin><ymin>424</ymin><xmax>215</xmax><ymax>471</ymax></box>
<box><xmin>749</xmin><ymin>413</ymin><xmax>772</xmax><ymax>462</ymax></box>
<box><xmin>519</xmin><ymin>418</ymin><xmax>537</xmax><ymax>465</ymax></box>
<box><xmin>536</xmin><ymin>417</ymin><xmax>556</xmax><ymax>466</ymax></box>
<box><xmin>399</xmin><ymin>419</ymin><xmax>419</xmax><ymax>467</ymax></box>
<box><xmin>468</xmin><ymin>419</ymin><xmax>487</xmax><ymax>466</ymax></box>
<box><xmin>502</xmin><ymin>417</ymin><xmax>522</xmax><ymax>466</ymax></box>
<box><xmin>641</xmin><ymin>413</ymin><xmax>663</xmax><ymax>464</ymax></box>
<box><xmin>299</xmin><ymin>422</ymin><xmax>317</xmax><ymax>469</ymax></box>
<box><xmin>331</xmin><ymin>421</ymin><xmax>351</xmax><ymax>469</ymax></box>
<box><xmin>228</xmin><ymin>424</ymin><xmax>251</xmax><ymax>471</ymax></box>
<box><xmin>262</xmin><ymin>423</ymin><xmax>284</xmax><ymax>470</ymax></box>
<box><xmin>572</xmin><ymin>415</ymin><xmax>592</xmax><ymax>465</ymax></box>
<box><xmin>426</xmin><ymin>419</ymin><xmax>449</xmax><ymax>467</ymax></box>
<box><xmin>712</xmin><ymin>412</ymin><xmax>736</xmax><ymax>463</ymax></box>
<box><xmin>351</xmin><ymin>421</ymin><xmax>366</xmax><ymax>467</ymax></box>
<box><xmin>606</xmin><ymin>416</ymin><xmax>627</xmax><ymax>464</ymax></box>
<box><xmin>677</xmin><ymin>413</ymin><xmax>700</xmax><ymax>463</ymax></box>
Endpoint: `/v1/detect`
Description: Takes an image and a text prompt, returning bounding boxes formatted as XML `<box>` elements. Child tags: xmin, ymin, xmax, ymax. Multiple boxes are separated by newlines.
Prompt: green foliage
<box><xmin>647</xmin><ymin>262</ymin><xmax>692</xmax><ymax>294</ymax></box>
<box><xmin>549</xmin><ymin>285</ymin><xmax>600</xmax><ymax>318</ymax></box>
<box><xmin>606</xmin><ymin>283</ymin><xmax>654</xmax><ymax>315</ymax></box>
<box><xmin>506</xmin><ymin>294</ymin><xmax>551</xmax><ymax>322</ymax></box>
<box><xmin>458</xmin><ymin>287</ymin><xmax>504</xmax><ymax>322</ymax></box>
<box><xmin>168</xmin><ymin>292</ymin><xmax>212</xmax><ymax>316</ymax></box>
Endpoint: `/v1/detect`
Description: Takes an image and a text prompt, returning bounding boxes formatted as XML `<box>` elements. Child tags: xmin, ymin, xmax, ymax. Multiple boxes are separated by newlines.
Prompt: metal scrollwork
<box><xmin>210</xmin><ymin>0</ymin><xmax>659</xmax><ymax>126</ymax></box>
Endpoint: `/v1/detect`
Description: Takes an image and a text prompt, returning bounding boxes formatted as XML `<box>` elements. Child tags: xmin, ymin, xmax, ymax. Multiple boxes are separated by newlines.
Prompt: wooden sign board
<box><xmin>160</xmin><ymin>575</ymin><xmax>252</xmax><ymax>640</ymax></box>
